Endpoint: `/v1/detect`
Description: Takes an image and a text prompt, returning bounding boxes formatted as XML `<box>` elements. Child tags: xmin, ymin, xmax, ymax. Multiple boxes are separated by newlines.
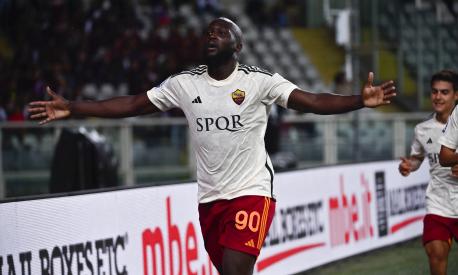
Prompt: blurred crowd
<box><xmin>245</xmin><ymin>0</ymin><xmax>306</xmax><ymax>28</ymax></box>
<box><xmin>0</xmin><ymin>0</ymin><xmax>305</xmax><ymax>123</ymax></box>
<box><xmin>0</xmin><ymin>0</ymin><xmax>220</xmax><ymax>122</ymax></box>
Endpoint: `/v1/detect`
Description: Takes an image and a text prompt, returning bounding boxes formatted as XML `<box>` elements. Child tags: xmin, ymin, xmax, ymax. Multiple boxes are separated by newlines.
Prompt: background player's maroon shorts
<box><xmin>198</xmin><ymin>195</ymin><xmax>276</xmax><ymax>268</ymax></box>
<box><xmin>423</xmin><ymin>214</ymin><xmax>458</xmax><ymax>245</ymax></box>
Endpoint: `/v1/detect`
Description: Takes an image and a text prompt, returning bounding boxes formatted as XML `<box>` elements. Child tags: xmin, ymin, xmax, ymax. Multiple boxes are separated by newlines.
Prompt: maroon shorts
<box><xmin>198</xmin><ymin>195</ymin><xmax>276</xmax><ymax>268</ymax></box>
<box><xmin>423</xmin><ymin>214</ymin><xmax>458</xmax><ymax>245</ymax></box>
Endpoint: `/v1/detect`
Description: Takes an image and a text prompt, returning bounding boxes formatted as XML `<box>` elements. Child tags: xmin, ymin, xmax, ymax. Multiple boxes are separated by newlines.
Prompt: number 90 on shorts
<box><xmin>198</xmin><ymin>195</ymin><xmax>276</xmax><ymax>259</ymax></box>
<box><xmin>235</xmin><ymin>210</ymin><xmax>261</xmax><ymax>232</ymax></box>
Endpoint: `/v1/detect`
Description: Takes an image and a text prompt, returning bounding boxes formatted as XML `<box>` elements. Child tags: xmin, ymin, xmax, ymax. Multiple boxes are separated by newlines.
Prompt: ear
<box><xmin>236</xmin><ymin>42</ymin><xmax>243</xmax><ymax>53</ymax></box>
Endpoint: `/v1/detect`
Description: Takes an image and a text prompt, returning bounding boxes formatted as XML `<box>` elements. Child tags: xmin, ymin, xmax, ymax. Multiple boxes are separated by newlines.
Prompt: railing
<box><xmin>0</xmin><ymin>111</ymin><xmax>431</xmax><ymax>199</ymax></box>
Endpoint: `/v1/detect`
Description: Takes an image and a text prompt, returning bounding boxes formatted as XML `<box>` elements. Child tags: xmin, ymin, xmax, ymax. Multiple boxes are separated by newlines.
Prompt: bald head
<box><xmin>213</xmin><ymin>17</ymin><xmax>243</xmax><ymax>46</ymax></box>
<box><xmin>204</xmin><ymin>17</ymin><xmax>244</xmax><ymax>65</ymax></box>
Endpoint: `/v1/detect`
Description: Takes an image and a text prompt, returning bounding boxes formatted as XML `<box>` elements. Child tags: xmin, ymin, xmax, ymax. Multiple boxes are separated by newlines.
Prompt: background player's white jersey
<box><xmin>439</xmin><ymin>106</ymin><xmax>458</xmax><ymax>150</ymax></box>
<box><xmin>147</xmin><ymin>64</ymin><xmax>297</xmax><ymax>203</ymax></box>
<box><xmin>413</xmin><ymin>114</ymin><xmax>458</xmax><ymax>218</ymax></box>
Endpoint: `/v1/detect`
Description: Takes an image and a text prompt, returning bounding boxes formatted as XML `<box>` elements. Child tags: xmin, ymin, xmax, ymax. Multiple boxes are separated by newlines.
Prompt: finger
<box><xmin>383</xmin><ymin>91</ymin><xmax>396</xmax><ymax>100</ymax></box>
<box><xmin>383</xmin><ymin>93</ymin><xmax>397</xmax><ymax>100</ymax></box>
<box><xmin>39</xmin><ymin>117</ymin><xmax>52</xmax><ymax>125</ymax></box>
<box><xmin>400</xmin><ymin>170</ymin><xmax>409</xmax><ymax>176</ymax></box>
<box><xmin>28</xmin><ymin>107</ymin><xmax>46</xmax><ymax>113</ymax></box>
<box><xmin>400</xmin><ymin>159</ymin><xmax>410</xmax><ymax>166</ymax></box>
<box><xmin>30</xmin><ymin>112</ymin><xmax>48</xmax><ymax>119</ymax></box>
<box><xmin>46</xmin><ymin>86</ymin><xmax>58</xmax><ymax>98</ymax></box>
<box><xmin>367</xmin><ymin>72</ymin><xmax>374</xmax><ymax>86</ymax></box>
<box><xmin>400</xmin><ymin>164</ymin><xmax>409</xmax><ymax>169</ymax></box>
<box><xmin>30</xmin><ymin>113</ymin><xmax>45</xmax><ymax>119</ymax></box>
<box><xmin>29</xmin><ymin>101</ymin><xmax>50</xmax><ymax>107</ymax></box>
<box><xmin>380</xmin><ymin>80</ymin><xmax>395</xmax><ymax>89</ymax></box>
<box><xmin>383</xmin><ymin>86</ymin><xmax>396</xmax><ymax>94</ymax></box>
<box><xmin>383</xmin><ymin>93</ymin><xmax>396</xmax><ymax>100</ymax></box>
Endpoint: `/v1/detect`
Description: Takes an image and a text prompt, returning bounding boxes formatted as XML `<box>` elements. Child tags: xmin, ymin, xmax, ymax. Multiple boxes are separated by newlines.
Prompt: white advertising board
<box><xmin>0</xmin><ymin>160</ymin><xmax>429</xmax><ymax>275</ymax></box>
<box><xmin>258</xmin><ymin>160</ymin><xmax>428</xmax><ymax>274</ymax></box>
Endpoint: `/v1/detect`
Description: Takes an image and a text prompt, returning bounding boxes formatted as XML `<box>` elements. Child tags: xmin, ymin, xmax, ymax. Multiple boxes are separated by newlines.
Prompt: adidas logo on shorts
<box><xmin>244</xmin><ymin>239</ymin><xmax>255</xmax><ymax>248</ymax></box>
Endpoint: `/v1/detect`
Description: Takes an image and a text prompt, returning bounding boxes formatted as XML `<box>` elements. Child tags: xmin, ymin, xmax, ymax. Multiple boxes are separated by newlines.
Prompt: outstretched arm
<box><xmin>28</xmin><ymin>87</ymin><xmax>160</xmax><ymax>124</ymax></box>
<box><xmin>287</xmin><ymin>72</ymin><xmax>396</xmax><ymax>114</ymax></box>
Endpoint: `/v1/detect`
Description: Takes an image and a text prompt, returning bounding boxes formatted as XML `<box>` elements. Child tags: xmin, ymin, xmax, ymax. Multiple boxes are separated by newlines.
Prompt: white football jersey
<box><xmin>412</xmin><ymin>114</ymin><xmax>458</xmax><ymax>218</ymax></box>
<box><xmin>147</xmin><ymin>64</ymin><xmax>297</xmax><ymax>203</ymax></box>
<box><xmin>439</xmin><ymin>105</ymin><xmax>458</xmax><ymax>150</ymax></box>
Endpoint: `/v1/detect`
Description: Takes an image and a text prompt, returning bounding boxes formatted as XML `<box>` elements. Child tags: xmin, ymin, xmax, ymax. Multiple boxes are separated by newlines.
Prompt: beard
<box><xmin>204</xmin><ymin>47</ymin><xmax>236</xmax><ymax>66</ymax></box>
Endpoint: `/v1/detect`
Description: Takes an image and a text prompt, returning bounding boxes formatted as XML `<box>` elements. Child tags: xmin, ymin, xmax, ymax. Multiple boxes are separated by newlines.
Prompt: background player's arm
<box><xmin>439</xmin><ymin>145</ymin><xmax>458</xmax><ymax>178</ymax></box>
<box><xmin>439</xmin><ymin>145</ymin><xmax>458</xmax><ymax>167</ymax></box>
<box><xmin>29</xmin><ymin>87</ymin><xmax>160</xmax><ymax>124</ymax></box>
<box><xmin>398</xmin><ymin>155</ymin><xmax>424</xmax><ymax>177</ymax></box>
<box><xmin>438</xmin><ymin>105</ymin><xmax>458</xmax><ymax>168</ymax></box>
<box><xmin>287</xmin><ymin>72</ymin><xmax>395</xmax><ymax>114</ymax></box>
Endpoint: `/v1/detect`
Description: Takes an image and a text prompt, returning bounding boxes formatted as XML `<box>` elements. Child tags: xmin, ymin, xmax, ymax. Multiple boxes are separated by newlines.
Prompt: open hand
<box><xmin>28</xmin><ymin>87</ymin><xmax>71</xmax><ymax>125</ymax></box>
<box><xmin>362</xmin><ymin>72</ymin><xmax>396</xmax><ymax>108</ymax></box>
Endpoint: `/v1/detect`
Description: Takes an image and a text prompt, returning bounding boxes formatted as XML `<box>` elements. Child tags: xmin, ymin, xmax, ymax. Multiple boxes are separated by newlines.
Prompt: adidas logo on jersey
<box><xmin>427</xmin><ymin>138</ymin><xmax>432</xmax><ymax>144</ymax></box>
<box><xmin>245</xmin><ymin>239</ymin><xmax>255</xmax><ymax>248</ymax></box>
<box><xmin>192</xmin><ymin>96</ymin><xmax>202</xmax><ymax>103</ymax></box>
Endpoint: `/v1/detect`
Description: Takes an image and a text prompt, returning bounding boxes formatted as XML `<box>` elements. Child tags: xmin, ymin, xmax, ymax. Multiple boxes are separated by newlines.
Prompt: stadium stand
<box><xmin>0</xmin><ymin>0</ymin><xmax>324</xmax><ymax>120</ymax></box>
<box><xmin>378</xmin><ymin>0</ymin><xmax>458</xmax><ymax>106</ymax></box>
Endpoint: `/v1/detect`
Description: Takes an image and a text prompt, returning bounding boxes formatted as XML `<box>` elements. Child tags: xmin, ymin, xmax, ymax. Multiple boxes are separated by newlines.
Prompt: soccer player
<box><xmin>29</xmin><ymin>17</ymin><xmax>396</xmax><ymax>275</ymax></box>
<box><xmin>399</xmin><ymin>70</ymin><xmax>458</xmax><ymax>275</ymax></box>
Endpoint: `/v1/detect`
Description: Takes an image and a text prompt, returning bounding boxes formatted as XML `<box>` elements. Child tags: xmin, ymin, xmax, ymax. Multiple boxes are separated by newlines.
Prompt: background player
<box><xmin>399</xmin><ymin>70</ymin><xmax>458</xmax><ymax>275</ymax></box>
<box><xmin>28</xmin><ymin>17</ymin><xmax>396</xmax><ymax>275</ymax></box>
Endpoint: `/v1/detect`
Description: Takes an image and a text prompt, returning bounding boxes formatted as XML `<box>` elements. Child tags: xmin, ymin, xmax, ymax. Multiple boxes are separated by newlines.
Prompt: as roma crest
<box><xmin>231</xmin><ymin>89</ymin><xmax>245</xmax><ymax>105</ymax></box>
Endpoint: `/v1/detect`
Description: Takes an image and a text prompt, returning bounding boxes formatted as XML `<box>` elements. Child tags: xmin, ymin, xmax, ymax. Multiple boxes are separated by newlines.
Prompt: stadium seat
<box><xmin>262</xmin><ymin>55</ymin><xmax>276</xmax><ymax>71</ymax></box>
<box><xmin>262</xmin><ymin>28</ymin><xmax>276</xmax><ymax>43</ymax></box>
<box><xmin>117</xmin><ymin>83</ymin><xmax>129</xmax><ymax>96</ymax></box>
<box><xmin>270</xmin><ymin>41</ymin><xmax>284</xmax><ymax>57</ymax></box>
<box><xmin>82</xmin><ymin>84</ymin><xmax>98</xmax><ymax>100</ymax></box>
<box><xmin>278</xmin><ymin>29</ymin><xmax>293</xmax><ymax>41</ymax></box>
<box><xmin>100</xmin><ymin>84</ymin><xmax>116</xmax><ymax>99</ymax></box>
<box><xmin>253</xmin><ymin>41</ymin><xmax>269</xmax><ymax>56</ymax></box>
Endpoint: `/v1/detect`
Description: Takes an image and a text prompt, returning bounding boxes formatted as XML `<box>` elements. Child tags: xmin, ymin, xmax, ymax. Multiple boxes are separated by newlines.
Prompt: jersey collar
<box><xmin>204</xmin><ymin>63</ymin><xmax>239</xmax><ymax>87</ymax></box>
<box><xmin>433</xmin><ymin>113</ymin><xmax>447</xmax><ymax>125</ymax></box>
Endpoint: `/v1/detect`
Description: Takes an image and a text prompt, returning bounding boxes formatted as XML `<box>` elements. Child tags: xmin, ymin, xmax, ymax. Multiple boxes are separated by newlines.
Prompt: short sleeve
<box><xmin>146</xmin><ymin>77</ymin><xmax>180</xmax><ymax>111</ymax></box>
<box><xmin>439</xmin><ymin>106</ymin><xmax>458</xmax><ymax>149</ymax></box>
<box><xmin>261</xmin><ymin>73</ymin><xmax>297</xmax><ymax>108</ymax></box>
<box><xmin>410</xmin><ymin>125</ymin><xmax>424</xmax><ymax>157</ymax></box>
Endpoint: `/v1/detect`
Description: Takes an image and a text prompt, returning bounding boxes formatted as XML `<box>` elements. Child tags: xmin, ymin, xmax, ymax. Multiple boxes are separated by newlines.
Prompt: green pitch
<box><xmin>296</xmin><ymin>237</ymin><xmax>458</xmax><ymax>275</ymax></box>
